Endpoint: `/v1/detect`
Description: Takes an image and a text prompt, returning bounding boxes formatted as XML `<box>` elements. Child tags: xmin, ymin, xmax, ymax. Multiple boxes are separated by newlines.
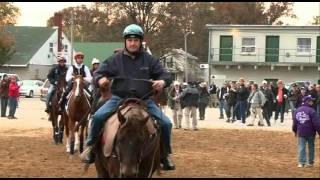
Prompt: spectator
<box><xmin>0</xmin><ymin>74</ymin><xmax>10</xmax><ymax>117</ymax></box>
<box><xmin>168</xmin><ymin>81</ymin><xmax>183</xmax><ymax>129</ymax></box>
<box><xmin>177</xmin><ymin>81</ymin><xmax>200</xmax><ymax>131</ymax></box>
<box><xmin>225</xmin><ymin>82</ymin><xmax>237</xmax><ymax>123</ymax></box>
<box><xmin>209</xmin><ymin>82</ymin><xmax>218</xmax><ymax>108</ymax></box>
<box><xmin>316</xmin><ymin>84</ymin><xmax>320</xmax><ymax>116</ymax></box>
<box><xmin>198</xmin><ymin>82</ymin><xmax>210</xmax><ymax>120</ymax></box>
<box><xmin>8</xmin><ymin>75</ymin><xmax>22</xmax><ymax>119</ymax></box>
<box><xmin>247</xmin><ymin>83</ymin><xmax>266</xmax><ymax>126</ymax></box>
<box><xmin>288</xmin><ymin>83</ymin><xmax>300</xmax><ymax>114</ymax></box>
<box><xmin>308</xmin><ymin>84</ymin><xmax>318</xmax><ymax>111</ymax></box>
<box><xmin>217</xmin><ymin>83</ymin><xmax>228</xmax><ymax>119</ymax></box>
<box><xmin>260</xmin><ymin>80</ymin><xmax>275</xmax><ymax>126</ymax></box>
<box><xmin>273</xmin><ymin>80</ymin><xmax>288</xmax><ymax>126</ymax></box>
<box><xmin>296</xmin><ymin>87</ymin><xmax>308</xmax><ymax>108</ymax></box>
<box><xmin>292</xmin><ymin>95</ymin><xmax>320</xmax><ymax>168</ymax></box>
<box><xmin>235</xmin><ymin>77</ymin><xmax>250</xmax><ymax>126</ymax></box>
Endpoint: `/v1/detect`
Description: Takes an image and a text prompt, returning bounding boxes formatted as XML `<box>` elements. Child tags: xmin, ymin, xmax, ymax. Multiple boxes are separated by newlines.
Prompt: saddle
<box><xmin>100</xmin><ymin>99</ymin><xmax>157</xmax><ymax>158</ymax></box>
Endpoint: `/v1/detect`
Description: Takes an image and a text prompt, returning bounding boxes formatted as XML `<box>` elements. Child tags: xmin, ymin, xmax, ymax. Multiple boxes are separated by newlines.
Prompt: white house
<box><xmin>160</xmin><ymin>48</ymin><xmax>202</xmax><ymax>83</ymax></box>
<box><xmin>0</xmin><ymin>26</ymin><xmax>74</xmax><ymax>80</ymax></box>
<box><xmin>205</xmin><ymin>24</ymin><xmax>320</xmax><ymax>87</ymax></box>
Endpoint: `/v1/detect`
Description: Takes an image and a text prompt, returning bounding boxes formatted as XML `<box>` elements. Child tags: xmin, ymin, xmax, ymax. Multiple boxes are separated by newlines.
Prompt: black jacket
<box><xmin>236</xmin><ymin>85</ymin><xmax>250</xmax><ymax>101</ymax></box>
<box><xmin>94</xmin><ymin>51</ymin><xmax>172</xmax><ymax>99</ymax></box>
<box><xmin>179</xmin><ymin>85</ymin><xmax>200</xmax><ymax>108</ymax></box>
<box><xmin>47</xmin><ymin>65</ymin><xmax>68</xmax><ymax>85</ymax></box>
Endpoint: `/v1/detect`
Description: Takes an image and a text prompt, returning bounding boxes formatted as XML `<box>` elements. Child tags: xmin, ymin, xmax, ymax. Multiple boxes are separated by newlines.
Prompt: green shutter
<box><xmin>219</xmin><ymin>36</ymin><xmax>233</xmax><ymax>61</ymax></box>
<box><xmin>317</xmin><ymin>36</ymin><xmax>320</xmax><ymax>63</ymax></box>
<box><xmin>265</xmin><ymin>36</ymin><xmax>279</xmax><ymax>62</ymax></box>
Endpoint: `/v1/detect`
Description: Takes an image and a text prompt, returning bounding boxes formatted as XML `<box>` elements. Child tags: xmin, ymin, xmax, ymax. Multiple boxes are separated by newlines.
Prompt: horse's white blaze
<box><xmin>75</xmin><ymin>78</ymin><xmax>80</xmax><ymax>96</ymax></box>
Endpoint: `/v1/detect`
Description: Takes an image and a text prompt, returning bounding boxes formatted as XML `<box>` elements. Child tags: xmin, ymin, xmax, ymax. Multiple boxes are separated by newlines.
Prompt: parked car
<box><xmin>40</xmin><ymin>79</ymin><xmax>49</xmax><ymax>102</ymax></box>
<box><xmin>285</xmin><ymin>81</ymin><xmax>311</xmax><ymax>91</ymax></box>
<box><xmin>19</xmin><ymin>80</ymin><xmax>44</xmax><ymax>98</ymax></box>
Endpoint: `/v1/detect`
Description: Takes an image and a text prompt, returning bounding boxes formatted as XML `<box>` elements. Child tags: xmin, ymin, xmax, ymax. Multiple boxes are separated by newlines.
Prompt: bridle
<box><xmin>116</xmin><ymin>105</ymin><xmax>159</xmax><ymax>178</ymax></box>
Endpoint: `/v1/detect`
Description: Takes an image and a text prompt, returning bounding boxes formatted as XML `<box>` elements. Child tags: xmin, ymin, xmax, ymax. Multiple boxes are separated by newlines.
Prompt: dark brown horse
<box><xmin>48</xmin><ymin>75</ymin><xmax>67</xmax><ymax>144</ymax></box>
<box><xmin>65</xmin><ymin>75</ymin><xmax>91</xmax><ymax>154</ymax></box>
<box><xmin>94</xmin><ymin>98</ymin><xmax>161</xmax><ymax>178</ymax></box>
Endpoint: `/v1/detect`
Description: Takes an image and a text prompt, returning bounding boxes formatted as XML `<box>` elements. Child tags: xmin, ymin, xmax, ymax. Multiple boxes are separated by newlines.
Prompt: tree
<box><xmin>0</xmin><ymin>2</ymin><xmax>20</xmax><ymax>25</ymax></box>
<box><xmin>113</xmin><ymin>2</ymin><xmax>169</xmax><ymax>41</ymax></box>
<box><xmin>312</xmin><ymin>16</ymin><xmax>320</xmax><ymax>25</ymax></box>
<box><xmin>0</xmin><ymin>2</ymin><xmax>19</xmax><ymax>65</ymax></box>
<box><xmin>47</xmin><ymin>3</ymin><xmax>120</xmax><ymax>42</ymax></box>
<box><xmin>211</xmin><ymin>2</ymin><xmax>296</xmax><ymax>25</ymax></box>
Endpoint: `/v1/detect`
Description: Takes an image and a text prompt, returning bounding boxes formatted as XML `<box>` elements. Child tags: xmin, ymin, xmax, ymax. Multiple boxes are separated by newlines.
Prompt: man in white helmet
<box><xmin>58</xmin><ymin>52</ymin><xmax>92</xmax><ymax>112</ymax></box>
<box><xmin>45</xmin><ymin>56</ymin><xmax>68</xmax><ymax>113</ymax></box>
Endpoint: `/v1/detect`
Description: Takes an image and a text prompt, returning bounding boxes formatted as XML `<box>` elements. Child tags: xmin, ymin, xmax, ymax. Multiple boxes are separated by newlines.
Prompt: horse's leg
<box><xmin>58</xmin><ymin>114</ymin><xmax>64</xmax><ymax>144</ymax></box>
<box><xmin>65</xmin><ymin>115</ymin><xmax>70</xmax><ymax>153</ymax></box>
<box><xmin>69</xmin><ymin>120</ymin><xmax>76</xmax><ymax>155</ymax></box>
<box><xmin>52</xmin><ymin>114</ymin><xmax>59</xmax><ymax>145</ymax></box>
<box><xmin>79</xmin><ymin>124</ymin><xmax>85</xmax><ymax>153</ymax></box>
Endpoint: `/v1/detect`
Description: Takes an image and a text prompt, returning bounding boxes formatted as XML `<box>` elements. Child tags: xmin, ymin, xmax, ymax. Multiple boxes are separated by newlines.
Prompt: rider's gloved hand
<box><xmin>152</xmin><ymin>80</ymin><xmax>165</xmax><ymax>91</ymax></box>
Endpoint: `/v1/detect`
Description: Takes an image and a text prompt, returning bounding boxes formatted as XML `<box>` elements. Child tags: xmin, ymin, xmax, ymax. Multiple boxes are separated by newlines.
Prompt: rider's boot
<box><xmin>161</xmin><ymin>155</ymin><xmax>175</xmax><ymax>170</ymax></box>
<box><xmin>161</xmin><ymin>144</ymin><xmax>175</xmax><ymax>170</ymax></box>
<box><xmin>80</xmin><ymin>145</ymin><xmax>95</xmax><ymax>164</ymax></box>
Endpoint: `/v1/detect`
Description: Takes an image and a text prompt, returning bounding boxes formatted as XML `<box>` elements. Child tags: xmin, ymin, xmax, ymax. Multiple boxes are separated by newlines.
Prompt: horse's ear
<box><xmin>117</xmin><ymin>111</ymin><xmax>126</xmax><ymax>125</ymax></box>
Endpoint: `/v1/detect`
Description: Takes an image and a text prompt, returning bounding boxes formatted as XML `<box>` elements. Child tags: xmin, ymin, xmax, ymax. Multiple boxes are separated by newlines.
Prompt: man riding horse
<box><xmin>45</xmin><ymin>56</ymin><xmax>68</xmax><ymax>113</ymax></box>
<box><xmin>59</xmin><ymin>52</ymin><xmax>92</xmax><ymax>113</ymax></box>
<box><xmin>80</xmin><ymin>24</ymin><xmax>175</xmax><ymax>170</ymax></box>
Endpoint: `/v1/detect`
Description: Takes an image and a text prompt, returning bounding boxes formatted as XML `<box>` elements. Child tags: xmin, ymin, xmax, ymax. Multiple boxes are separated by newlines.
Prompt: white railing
<box><xmin>210</xmin><ymin>47</ymin><xmax>320</xmax><ymax>64</ymax></box>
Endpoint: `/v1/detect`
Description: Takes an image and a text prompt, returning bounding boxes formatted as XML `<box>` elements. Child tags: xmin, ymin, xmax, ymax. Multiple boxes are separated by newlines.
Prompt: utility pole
<box><xmin>70</xmin><ymin>11</ymin><xmax>74</xmax><ymax>66</ymax></box>
<box><xmin>184</xmin><ymin>31</ymin><xmax>194</xmax><ymax>83</ymax></box>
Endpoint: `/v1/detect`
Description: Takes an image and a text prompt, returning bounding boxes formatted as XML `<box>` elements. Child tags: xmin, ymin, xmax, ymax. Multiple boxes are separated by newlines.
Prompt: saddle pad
<box><xmin>102</xmin><ymin>106</ymin><xmax>157</xmax><ymax>157</ymax></box>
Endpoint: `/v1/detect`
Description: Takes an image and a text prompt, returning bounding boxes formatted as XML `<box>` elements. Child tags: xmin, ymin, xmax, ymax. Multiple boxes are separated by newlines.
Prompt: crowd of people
<box><xmin>0</xmin><ymin>74</ymin><xmax>22</xmax><ymax>119</ymax></box>
<box><xmin>207</xmin><ymin>78</ymin><xmax>320</xmax><ymax>127</ymax></box>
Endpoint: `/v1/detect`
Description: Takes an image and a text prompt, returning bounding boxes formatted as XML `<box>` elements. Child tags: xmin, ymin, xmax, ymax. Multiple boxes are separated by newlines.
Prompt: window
<box><xmin>167</xmin><ymin>56</ymin><xmax>174</xmax><ymax>68</ymax></box>
<box><xmin>297</xmin><ymin>38</ymin><xmax>311</xmax><ymax>53</ymax></box>
<box><xmin>64</xmin><ymin>45</ymin><xmax>68</xmax><ymax>52</ymax></box>
<box><xmin>49</xmin><ymin>43</ymin><xmax>53</xmax><ymax>52</ymax></box>
<box><xmin>241</xmin><ymin>37</ymin><xmax>255</xmax><ymax>53</ymax></box>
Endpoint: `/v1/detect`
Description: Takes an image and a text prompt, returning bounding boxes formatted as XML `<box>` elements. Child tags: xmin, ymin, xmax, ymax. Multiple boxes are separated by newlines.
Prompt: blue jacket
<box><xmin>94</xmin><ymin>51</ymin><xmax>172</xmax><ymax>99</ymax></box>
<box><xmin>292</xmin><ymin>103</ymin><xmax>320</xmax><ymax>137</ymax></box>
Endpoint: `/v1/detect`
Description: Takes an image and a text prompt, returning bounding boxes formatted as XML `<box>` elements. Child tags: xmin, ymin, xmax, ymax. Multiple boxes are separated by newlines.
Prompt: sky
<box><xmin>13</xmin><ymin>2</ymin><xmax>320</xmax><ymax>27</ymax></box>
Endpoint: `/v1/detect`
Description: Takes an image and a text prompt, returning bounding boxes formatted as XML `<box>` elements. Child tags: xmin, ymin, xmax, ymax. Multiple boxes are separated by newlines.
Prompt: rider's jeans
<box><xmin>46</xmin><ymin>84</ymin><xmax>56</xmax><ymax>107</ymax></box>
<box><xmin>86</xmin><ymin>95</ymin><xmax>173</xmax><ymax>154</ymax></box>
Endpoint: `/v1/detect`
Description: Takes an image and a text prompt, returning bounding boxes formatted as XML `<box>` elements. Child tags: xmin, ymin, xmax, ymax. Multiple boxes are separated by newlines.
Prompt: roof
<box><xmin>4</xmin><ymin>26</ymin><xmax>56</xmax><ymax>66</ymax></box>
<box><xmin>205</xmin><ymin>24</ymin><xmax>320</xmax><ymax>31</ymax></box>
<box><xmin>73</xmin><ymin>42</ymin><xmax>123</xmax><ymax>66</ymax></box>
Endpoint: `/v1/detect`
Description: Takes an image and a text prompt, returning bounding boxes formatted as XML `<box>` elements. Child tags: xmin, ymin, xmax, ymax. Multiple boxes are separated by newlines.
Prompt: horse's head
<box><xmin>115</xmin><ymin>102</ymin><xmax>150</xmax><ymax>178</ymax></box>
<box><xmin>57</xmin><ymin>75</ymin><xmax>66</xmax><ymax>93</ymax></box>
<box><xmin>72</xmin><ymin>75</ymin><xmax>85</xmax><ymax>99</ymax></box>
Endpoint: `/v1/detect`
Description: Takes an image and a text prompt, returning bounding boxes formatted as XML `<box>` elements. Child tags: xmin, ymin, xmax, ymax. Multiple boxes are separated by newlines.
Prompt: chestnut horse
<box><xmin>94</xmin><ymin>98</ymin><xmax>161</xmax><ymax>178</ymax></box>
<box><xmin>65</xmin><ymin>75</ymin><xmax>91</xmax><ymax>154</ymax></box>
<box><xmin>48</xmin><ymin>75</ymin><xmax>67</xmax><ymax>144</ymax></box>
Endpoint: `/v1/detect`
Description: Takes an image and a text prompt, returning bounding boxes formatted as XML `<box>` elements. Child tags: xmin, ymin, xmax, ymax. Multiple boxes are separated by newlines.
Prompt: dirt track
<box><xmin>0</xmin><ymin>98</ymin><xmax>319</xmax><ymax>177</ymax></box>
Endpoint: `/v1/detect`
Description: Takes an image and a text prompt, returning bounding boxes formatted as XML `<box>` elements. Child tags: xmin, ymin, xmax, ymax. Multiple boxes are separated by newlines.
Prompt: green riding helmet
<box><xmin>123</xmin><ymin>24</ymin><xmax>144</xmax><ymax>40</ymax></box>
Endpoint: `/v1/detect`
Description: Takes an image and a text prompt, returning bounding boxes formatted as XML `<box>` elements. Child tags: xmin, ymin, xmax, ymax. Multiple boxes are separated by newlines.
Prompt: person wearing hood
<box><xmin>292</xmin><ymin>95</ymin><xmax>320</xmax><ymax>168</ymax></box>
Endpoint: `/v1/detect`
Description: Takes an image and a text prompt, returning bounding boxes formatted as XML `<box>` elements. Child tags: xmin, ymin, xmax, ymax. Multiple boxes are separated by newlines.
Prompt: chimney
<box><xmin>54</xmin><ymin>12</ymin><xmax>63</xmax><ymax>53</ymax></box>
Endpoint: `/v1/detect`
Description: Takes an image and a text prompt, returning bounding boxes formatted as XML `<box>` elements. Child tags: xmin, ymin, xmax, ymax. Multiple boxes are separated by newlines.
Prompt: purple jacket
<box><xmin>292</xmin><ymin>104</ymin><xmax>320</xmax><ymax>137</ymax></box>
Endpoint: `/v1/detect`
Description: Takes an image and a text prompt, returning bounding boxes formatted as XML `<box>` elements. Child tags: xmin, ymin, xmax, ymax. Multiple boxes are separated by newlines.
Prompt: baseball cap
<box><xmin>303</xmin><ymin>95</ymin><xmax>315</xmax><ymax>103</ymax></box>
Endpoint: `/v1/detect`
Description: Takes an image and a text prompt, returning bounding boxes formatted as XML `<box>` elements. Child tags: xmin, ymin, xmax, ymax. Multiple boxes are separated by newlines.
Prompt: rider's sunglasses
<box><xmin>76</xmin><ymin>55</ymin><xmax>84</xmax><ymax>59</ymax></box>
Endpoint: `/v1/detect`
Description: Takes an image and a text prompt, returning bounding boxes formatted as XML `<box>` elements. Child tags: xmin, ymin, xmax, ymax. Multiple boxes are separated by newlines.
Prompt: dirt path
<box><xmin>0</xmin><ymin>98</ymin><xmax>319</xmax><ymax>177</ymax></box>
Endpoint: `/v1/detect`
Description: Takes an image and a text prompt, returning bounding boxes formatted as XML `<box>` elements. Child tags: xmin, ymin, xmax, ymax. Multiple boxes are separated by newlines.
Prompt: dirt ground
<box><xmin>0</xmin><ymin>98</ymin><xmax>319</xmax><ymax>178</ymax></box>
